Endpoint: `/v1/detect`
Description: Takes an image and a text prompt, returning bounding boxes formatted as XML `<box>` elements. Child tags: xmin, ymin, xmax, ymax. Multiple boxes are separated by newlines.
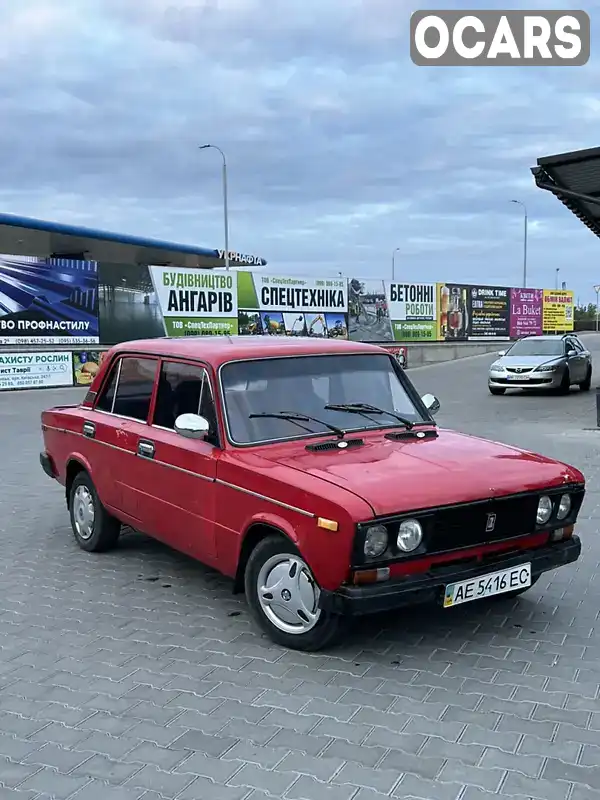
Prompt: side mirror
<box><xmin>567</xmin><ymin>349</ymin><xmax>577</xmax><ymax>357</ymax></box>
<box><xmin>174</xmin><ymin>413</ymin><xmax>210</xmax><ymax>440</ymax></box>
<box><xmin>421</xmin><ymin>393</ymin><xmax>441</xmax><ymax>415</ymax></box>
<box><xmin>497</xmin><ymin>350</ymin><xmax>506</xmax><ymax>357</ymax></box>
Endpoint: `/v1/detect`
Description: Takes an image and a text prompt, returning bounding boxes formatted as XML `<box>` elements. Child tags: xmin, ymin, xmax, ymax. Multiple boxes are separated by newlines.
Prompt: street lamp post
<box><xmin>555</xmin><ymin>267</ymin><xmax>560</xmax><ymax>289</ymax></box>
<box><xmin>392</xmin><ymin>247</ymin><xmax>400</xmax><ymax>281</ymax></box>
<box><xmin>199</xmin><ymin>144</ymin><xmax>230</xmax><ymax>270</ymax></box>
<box><xmin>510</xmin><ymin>200</ymin><xmax>528</xmax><ymax>288</ymax></box>
<box><xmin>594</xmin><ymin>284</ymin><xmax>600</xmax><ymax>332</ymax></box>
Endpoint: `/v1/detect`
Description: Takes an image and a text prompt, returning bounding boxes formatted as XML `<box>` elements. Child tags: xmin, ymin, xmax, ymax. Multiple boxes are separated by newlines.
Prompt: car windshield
<box><xmin>507</xmin><ymin>339</ymin><xmax>564</xmax><ymax>357</ymax></box>
<box><xmin>221</xmin><ymin>353</ymin><xmax>426</xmax><ymax>444</ymax></box>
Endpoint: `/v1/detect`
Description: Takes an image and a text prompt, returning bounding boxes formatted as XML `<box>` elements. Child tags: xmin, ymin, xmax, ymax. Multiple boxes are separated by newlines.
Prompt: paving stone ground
<box><xmin>1</xmin><ymin>335</ymin><xmax>600</xmax><ymax>800</ymax></box>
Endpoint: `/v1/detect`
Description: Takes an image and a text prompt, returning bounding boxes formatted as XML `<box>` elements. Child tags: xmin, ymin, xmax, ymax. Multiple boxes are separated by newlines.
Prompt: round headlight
<box><xmin>557</xmin><ymin>493</ymin><xmax>571</xmax><ymax>520</ymax></box>
<box><xmin>364</xmin><ymin>525</ymin><xmax>388</xmax><ymax>558</ymax></box>
<box><xmin>536</xmin><ymin>495</ymin><xmax>553</xmax><ymax>525</ymax></box>
<box><xmin>397</xmin><ymin>519</ymin><xmax>423</xmax><ymax>553</ymax></box>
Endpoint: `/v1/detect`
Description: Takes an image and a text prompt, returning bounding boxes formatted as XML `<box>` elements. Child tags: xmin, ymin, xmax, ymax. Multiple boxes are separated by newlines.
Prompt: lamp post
<box><xmin>555</xmin><ymin>267</ymin><xmax>560</xmax><ymax>289</ymax></box>
<box><xmin>392</xmin><ymin>247</ymin><xmax>400</xmax><ymax>281</ymax></box>
<box><xmin>510</xmin><ymin>199</ymin><xmax>528</xmax><ymax>288</ymax></box>
<box><xmin>199</xmin><ymin>144</ymin><xmax>230</xmax><ymax>270</ymax></box>
<box><xmin>595</xmin><ymin>284</ymin><xmax>600</xmax><ymax>332</ymax></box>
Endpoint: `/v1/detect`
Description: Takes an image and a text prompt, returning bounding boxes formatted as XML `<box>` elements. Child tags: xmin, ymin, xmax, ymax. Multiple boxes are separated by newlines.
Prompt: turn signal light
<box><xmin>352</xmin><ymin>568</ymin><xmax>390</xmax><ymax>585</ymax></box>
<box><xmin>550</xmin><ymin>525</ymin><xmax>574</xmax><ymax>542</ymax></box>
<box><xmin>317</xmin><ymin>517</ymin><xmax>338</xmax><ymax>532</ymax></box>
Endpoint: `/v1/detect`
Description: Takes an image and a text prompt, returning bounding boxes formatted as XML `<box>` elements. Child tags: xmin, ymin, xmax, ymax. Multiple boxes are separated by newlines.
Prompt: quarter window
<box><xmin>95</xmin><ymin>361</ymin><xmax>119</xmax><ymax>413</ymax></box>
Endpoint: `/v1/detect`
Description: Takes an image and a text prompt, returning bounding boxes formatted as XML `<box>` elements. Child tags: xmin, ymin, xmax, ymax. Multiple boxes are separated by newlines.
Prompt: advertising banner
<box><xmin>0</xmin><ymin>351</ymin><xmax>73</xmax><ymax>391</ymax></box>
<box><xmin>509</xmin><ymin>289</ymin><xmax>543</xmax><ymax>338</ymax></box>
<box><xmin>237</xmin><ymin>273</ymin><xmax>348</xmax><ymax>338</ymax></box>
<box><xmin>0</xmin><ymin>255</ymin><xmax>99</xmax><ymax>345</ymax></box>
<box><xmin>149</xmin><ymin>267</ymin><xmax>238</xmax><ymax>336</ymax></box>
<box><xmin>437</xmin><ymin>283</ymin><xmax>469</xmax><ymax>341</ymax></box>
<box><xmin>99</xmin><ymin>267</ymin><xmax>350</xmax><ymax>342</ymax></box>
<box><xmin>385</xmin><ymin>282</ymin><xmax>440</xmax><ymax>341</ymax></box>
<box><xmin>347</xmin><ymin>278</ymin><xmax>391</xmax><ymax>341</ymax></box>
<box><xmin>542</xmin><ymin>289</ymin><xmax>574</xmax><ymax>332</ymax></box>
<box><xmin>468</xmin><ymin>285</ymin><xmax>510</xmax><ymax>339</ymax></box>
<box><xmin>72</xmin><ymin>350</ymin><xmax>108</xmax><ymax>386</ymax></box>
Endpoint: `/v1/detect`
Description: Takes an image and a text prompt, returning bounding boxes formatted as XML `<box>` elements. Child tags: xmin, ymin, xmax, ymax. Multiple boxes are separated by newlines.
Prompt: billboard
<box><xmin>347</xmin><ymin>278</ymin><xmax>391</xmax><ymax>342</ymax></box>
<box><xmin>236</xmin><ymin>272</ymin><xmax>348</xmax><ymax>338</ymax></box>
<box><xmin>542</xmin><ymin>289</ymin><xmax>574</xmax><ymax>332</ymax></box>
<box><xmin>150</xmin><ymin>268</ymin><xmax>238</xmax><ymax>336</ymax></box>
<box><xmin>386</xmin><ymin>282</ymin><xmax>440</xmax><ymax>341</ymax></box>
<box><xmin>0</xmin><ymin>351</ymin><xmax>73</xmax><ymax>391</ymax></box>
<box><xmin>99</xmin><ymin>266</ymin><xmax>349</xmax><ymax>343</ymax></box>
<box><xmin>510</xmin><ymin>289</ymin><xmax>543</xmax><ymax>337</ymax></box>
<box><xmin>0</xmin><ymin>255</ymin><xmax>99</xmax><ymax>345</ymax></box>
<box><xmin>94</xmin><ymin>263</ymin><xmax>576</xmax><ymax>347</ymax></box>
<box><xmin>468</xmin><ymin>285</ymin><xmax>510</xmax><ymax>340</ymax></box>
<box><xmin>438</xmin><ymin>283</ymin><xmax>470</xmax><ymax>341</ymax></box>
<box><xmin>72</xmin><ymin>350</ymin><xmax>108</xmax><ymax>386</ymax></box>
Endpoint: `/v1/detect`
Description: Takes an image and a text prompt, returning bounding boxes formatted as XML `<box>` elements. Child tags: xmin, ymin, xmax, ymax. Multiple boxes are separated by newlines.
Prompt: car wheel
<box><xmin>558</xmin><ymin>368</ymin><xmax>570</xmax><ymax>394</ymax></box>
<box><xmin>244</xmin><ymin>535</ymin><xmax>344</xmax><ymax>651</ymax></box>
<box><xmin>579</xmin><ymin>367</ymin><xmax>592</xmax><ymax>391</ymax></box>
<box><xmin>488</xmin><ymin>386</ymin><xmax>505</xmax><ymax>396</ymax></box>
<box><xmin>69</xmin><ymin>471</ymin><xmax>121</xmax><ymax>553</ymax></box>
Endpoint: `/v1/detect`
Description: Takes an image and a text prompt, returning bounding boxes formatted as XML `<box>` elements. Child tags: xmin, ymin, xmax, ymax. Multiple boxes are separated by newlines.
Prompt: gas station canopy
<box><xmin>0</xmin><ymin>212</ymin><xmax>267</xmax><ymax>268</ymax></box>
<box><xmin>532</xmin><ymin>146</ymin><xmax>600</xmax><ymax>239</ymax></box>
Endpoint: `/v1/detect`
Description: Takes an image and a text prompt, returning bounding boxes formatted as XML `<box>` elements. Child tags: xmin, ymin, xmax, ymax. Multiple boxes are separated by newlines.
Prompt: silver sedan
<box><xmin>488</xmin><ymin>334</ymin><xmax>592</xmax><ymax>395</ymax></box>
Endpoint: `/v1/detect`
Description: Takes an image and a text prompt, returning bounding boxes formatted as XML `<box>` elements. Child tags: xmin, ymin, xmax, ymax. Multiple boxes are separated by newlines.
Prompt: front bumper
<box><xmin>488</xmin><ymin>371</ymin><xmax>563</xmax><ymax>390</ymax></box>
<box><xmin>319</xmin><ymin>536</ymin><xmax>581</xmax><ymax>616</ymax></box>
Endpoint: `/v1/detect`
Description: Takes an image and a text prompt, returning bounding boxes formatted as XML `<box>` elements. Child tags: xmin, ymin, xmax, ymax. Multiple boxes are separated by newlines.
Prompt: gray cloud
<box><xmin>1</xmin><ymin>0</ymin><xmax>600</xmax><ymax>298</ymax></box>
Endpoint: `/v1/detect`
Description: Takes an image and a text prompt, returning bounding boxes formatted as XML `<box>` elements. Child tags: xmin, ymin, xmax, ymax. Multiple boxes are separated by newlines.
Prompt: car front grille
<box><xmin>426</xmin><ymin>494</ymin><xmax>539</xmax><ymax>554</ymax></box>
<box><xmin>494</xmin><ymin>377</ymin><xmax>552</xmax><ymax>385</ymax></box>
<box><xmin>505</xmin><ymin>366</ymin><xmax>534</xmax><ymax>374</ymax></box>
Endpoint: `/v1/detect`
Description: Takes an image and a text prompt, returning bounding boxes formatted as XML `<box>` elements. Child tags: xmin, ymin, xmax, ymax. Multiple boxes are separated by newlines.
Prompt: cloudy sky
<box><xmin>2</xmin><ymin>0</ymin><xmax>599</xmax><ymax>300</ymax></box>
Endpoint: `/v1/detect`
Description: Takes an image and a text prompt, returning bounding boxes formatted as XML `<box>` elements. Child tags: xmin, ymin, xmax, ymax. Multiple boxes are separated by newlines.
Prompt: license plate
<box><xmin>443</xmin><ymin>563</ymin><xmax>531</xmax><ymax>607</ymax></box>
<box><xmin>507</xmin><ymin>373</ymin><xmax>527</xmax><ymax>381</ymax></box>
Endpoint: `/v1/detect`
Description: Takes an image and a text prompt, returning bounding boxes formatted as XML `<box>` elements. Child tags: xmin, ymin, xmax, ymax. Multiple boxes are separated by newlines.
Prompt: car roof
<box><xmin>520</xmin><ymin>334</ymin><xmax>571</xmax><ymax>340</ymax></box>
<box><xmin>109</xmin><ymin>335</ymin><xmax>388</xmax><ymax>369</ymax></box>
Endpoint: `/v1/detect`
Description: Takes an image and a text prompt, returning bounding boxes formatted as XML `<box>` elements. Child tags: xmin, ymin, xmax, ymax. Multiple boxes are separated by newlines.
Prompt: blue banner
<box><xmin>0</xmin><ymin>255</ymin><xmax>99</xmax><ymax>344</ymax></box>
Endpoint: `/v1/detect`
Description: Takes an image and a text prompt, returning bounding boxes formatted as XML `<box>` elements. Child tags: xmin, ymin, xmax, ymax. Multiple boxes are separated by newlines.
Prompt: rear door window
<box><xmin>109</xmin><ymin>357</ymin><xmax>157</xmax><ymax>422</ymax></box>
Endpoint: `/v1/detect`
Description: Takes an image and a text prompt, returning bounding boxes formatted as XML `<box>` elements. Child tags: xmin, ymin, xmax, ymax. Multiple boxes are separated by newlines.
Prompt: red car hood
<box><xmin>258</xmin><ymin>429</ymin><xmax>582</xmax><ymax>517</ymax></box>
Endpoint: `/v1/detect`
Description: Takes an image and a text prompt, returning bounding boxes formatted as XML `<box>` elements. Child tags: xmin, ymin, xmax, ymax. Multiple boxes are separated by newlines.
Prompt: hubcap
<box><xmin>73</xmin><ymin>485</ymin><xmax>95</xmax><ymax>540</ymax></box>
<box><xmin>256</xmin><ymin>554</ymin><xmax>321</xmax><ymax>635</ymax></box>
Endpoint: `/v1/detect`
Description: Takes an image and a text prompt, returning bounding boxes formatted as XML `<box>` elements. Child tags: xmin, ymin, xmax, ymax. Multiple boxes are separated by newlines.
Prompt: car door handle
<box><xmin>83</xmin><ymin>422</ymin><xmax>96</xmax><ymax>438</ymax></box>
<box><xmin>137</xmin><ymin>440</ymin><xmax>155</xmax><ymax>459</ymax></box>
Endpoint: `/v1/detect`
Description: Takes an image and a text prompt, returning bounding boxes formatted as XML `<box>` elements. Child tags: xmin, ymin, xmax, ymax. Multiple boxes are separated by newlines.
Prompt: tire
<box><xmin>244</xmin><ymin>535</ymin><xmax>344</xmax><ymax>651</ymax></box>
<box><xmin>69</xmin><ymin>471</ymin><xmax>121</xmax><ymax>553</ymax></box>
<box><xmin>579</xmin><ymin>367</ymin><xmax>592</xmax><ymax>391</ymax></box>
<box><xmin>488</xmin><ymin>386</ymin><xmax>505</xmax><ymax>396</ymax></box>
<box><xmin>558</xmin><ymin>369</ymin><xmax>570</xmax><ymax>394</ymax></box>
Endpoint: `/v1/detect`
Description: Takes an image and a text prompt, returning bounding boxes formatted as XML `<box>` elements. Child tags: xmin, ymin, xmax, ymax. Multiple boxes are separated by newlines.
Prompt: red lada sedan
<box><xmin>40</xmin><ymin>336</ymin><xmax>584</xmax><ymax>650</ymax></box>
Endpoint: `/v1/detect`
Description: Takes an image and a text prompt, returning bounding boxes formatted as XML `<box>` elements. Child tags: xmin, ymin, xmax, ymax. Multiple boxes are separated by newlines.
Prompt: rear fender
<box><xmin>64</xmin><ymin>453</ymin><xmax>95</xmax><ymax>506</ymax></box>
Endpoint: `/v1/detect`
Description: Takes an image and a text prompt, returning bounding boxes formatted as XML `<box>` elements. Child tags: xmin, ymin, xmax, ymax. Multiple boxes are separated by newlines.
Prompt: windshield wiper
<box><xmin>248</xmin><ymin>411</ymin><xmax>346</xmax><ymax>439</ymax></box>
<box><xmin>325</xmin><ymin>402</ymin><xmax>418</xmax><ymax>430</ymax></box>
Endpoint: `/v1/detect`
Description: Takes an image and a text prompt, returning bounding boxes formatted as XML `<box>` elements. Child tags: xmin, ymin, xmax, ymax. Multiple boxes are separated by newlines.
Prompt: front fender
<box><xmin>243</xmin><ymin>511</ymin><xmax>300</xmax><ymax>547</ymax></box>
